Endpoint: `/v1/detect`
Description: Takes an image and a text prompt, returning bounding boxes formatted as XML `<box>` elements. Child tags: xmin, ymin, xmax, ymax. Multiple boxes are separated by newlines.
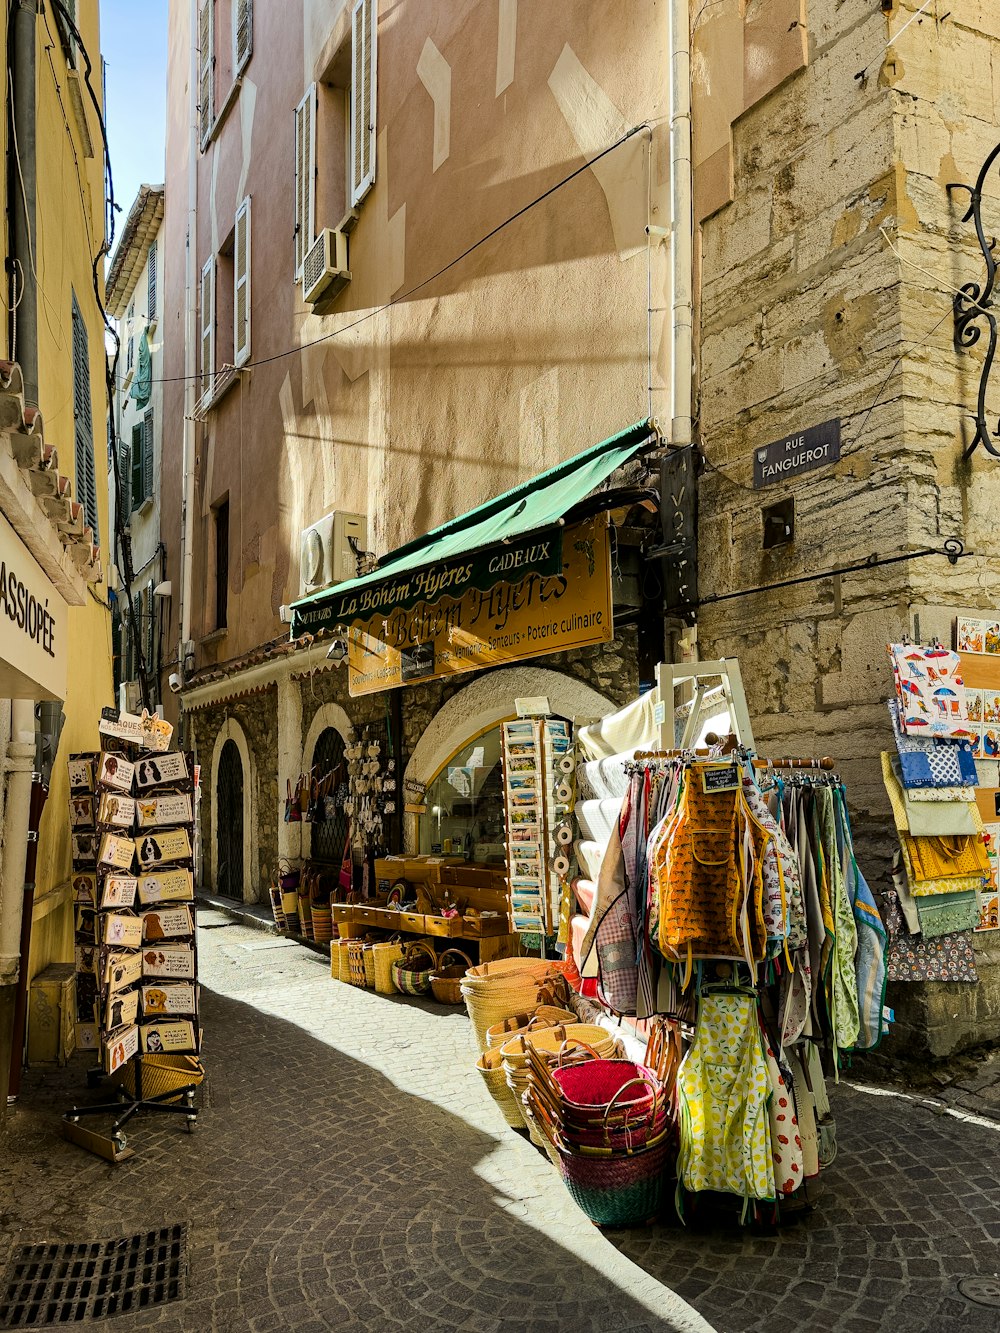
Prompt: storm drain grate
<box><xmin>0</xmin><ymin>1225</ymin><xmax>186</xmax><ymax>1327</ymax></box>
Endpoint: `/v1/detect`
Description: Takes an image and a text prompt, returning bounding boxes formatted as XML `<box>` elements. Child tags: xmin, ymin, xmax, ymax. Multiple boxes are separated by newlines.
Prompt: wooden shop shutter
<box><xmin>293</xmin><ymin>87</ymin><xmax>315</xmax><ymax>279</ymax></box>
<box><xmin>147</xmin><ymin>241</ymin><xmax>157</xmax><ymax>320</ymax></box>
<box><xmin>234</xmin><ymin>196</ymin><xmax>251</xmax><ymax>365</ymax></box>
<box><xmin>142</xmin><ymin>408</ymin><xmax>154</xmax><ymax>502</ymax></box>
<box><xmin>130</xmin><ymin>422</ymin><xmax>143</xmax><ymax>511</ymax></box>
<box><xmin>350</xmin><ymin>0</ymin><xmax>377</xmax><ymax>207</ymax></box>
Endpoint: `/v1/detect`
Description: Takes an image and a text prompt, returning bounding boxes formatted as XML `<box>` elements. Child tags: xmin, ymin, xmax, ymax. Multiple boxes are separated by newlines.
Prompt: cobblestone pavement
<box><xmin>0</xmin><ymin>918</ymin><xmax>710</xmax><ymax>1333</ymax></box>
<box><xmin>613</xmin><ymin>1074</ymin><xmax>1000</xmax><ymax>1333</ymax></box>
<box><xmin>7</xmin><ymin>922</ymin><xmax>1000</xmax><ymax>1333</ymax></box>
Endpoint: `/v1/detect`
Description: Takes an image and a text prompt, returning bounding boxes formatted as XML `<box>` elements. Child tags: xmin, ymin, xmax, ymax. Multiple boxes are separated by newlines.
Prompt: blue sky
<box><xmin>100</xmin><ymin>0</ymin><xmax>167</xmax><ymax>246</ymax></box>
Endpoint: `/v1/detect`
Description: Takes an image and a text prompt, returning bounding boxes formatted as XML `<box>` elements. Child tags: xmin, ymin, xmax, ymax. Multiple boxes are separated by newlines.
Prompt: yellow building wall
<box><xmin>27</xmin><ymin>3</ymin><xmax>113</xmax><ymax>989</ymax></box>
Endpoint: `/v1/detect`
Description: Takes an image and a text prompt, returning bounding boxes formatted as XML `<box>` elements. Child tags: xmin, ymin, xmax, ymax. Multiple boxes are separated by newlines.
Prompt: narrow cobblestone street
<box><xmin>5</xmin><ymin>916</ymin><xmax>1000</xmax><ymax>1333</ymax></box>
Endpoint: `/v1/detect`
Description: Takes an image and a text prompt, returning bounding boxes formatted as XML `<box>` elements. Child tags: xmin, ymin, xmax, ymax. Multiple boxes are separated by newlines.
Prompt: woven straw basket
<box><xmin>476</xmin><ymin>1046</ymin><xmax>524</xmax><ymax>1128</ymax></box>
<box><xmin>372</xmin><ymin>940</ymin><xmax>405</xmax><ymax>995</ymax></box>
<box><xmin>115</xmin><ymin>1054</ymin><xmax>205</xmax><ymax>1103</ymax></box>
<box><xmin>484</xmin><ymin>1006</ymin><xmax>577</xmax><ymax>1049</ymax></box>
<box><xmin>461</xmin><ymin>959</ymin><xmax>568</xmax><ymax>1053</ymax></box>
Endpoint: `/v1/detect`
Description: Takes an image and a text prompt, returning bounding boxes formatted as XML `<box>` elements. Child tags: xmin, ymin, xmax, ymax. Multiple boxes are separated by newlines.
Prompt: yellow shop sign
<box><xmin>346</xmin><ymin>516</ymin><xmax>613</xmax><ymax>697</ymax></box>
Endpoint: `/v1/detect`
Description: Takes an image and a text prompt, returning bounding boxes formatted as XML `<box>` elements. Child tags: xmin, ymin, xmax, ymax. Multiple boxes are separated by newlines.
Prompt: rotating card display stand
<box><xmin>501</xmin><ymin>714</ymin><xmax>574</xmax><ymax>953</ymax></box>
<box><xmin>62</xmin><ymin>710</ymin><xmax>201</xmax><ymax>1163</ymax></box>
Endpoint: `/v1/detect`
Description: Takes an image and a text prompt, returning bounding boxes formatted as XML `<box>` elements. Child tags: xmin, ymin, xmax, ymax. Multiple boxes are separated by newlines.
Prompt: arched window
<box><xmin>310</xmin><ymin>726</ymin><xmax>349</xmax><ymax>864</ymax></box>
<box><xmin>419</xmin><ymin>725</ymin><xmax>505</xmax><ymax>858</ymax></box>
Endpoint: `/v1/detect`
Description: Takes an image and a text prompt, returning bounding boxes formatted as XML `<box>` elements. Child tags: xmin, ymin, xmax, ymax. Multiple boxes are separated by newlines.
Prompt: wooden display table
<box><xmin>331</xmin><ymin>904</ymin><xmax>520</xmax><ymax>963</ymax></box>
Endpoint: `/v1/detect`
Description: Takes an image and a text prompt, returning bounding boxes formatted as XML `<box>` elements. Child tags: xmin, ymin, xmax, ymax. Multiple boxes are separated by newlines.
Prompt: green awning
<box><xmin>290</xmin><ymin>419</ymin><xmax>656</xmax><ymax>638</ymax></box>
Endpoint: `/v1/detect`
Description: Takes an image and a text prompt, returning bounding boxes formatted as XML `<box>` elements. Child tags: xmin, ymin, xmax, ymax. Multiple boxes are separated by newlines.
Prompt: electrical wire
<box><xmin>138</xmin><ymin>120</ymin><xmax>653</xmax><ymax>388</ymax></box>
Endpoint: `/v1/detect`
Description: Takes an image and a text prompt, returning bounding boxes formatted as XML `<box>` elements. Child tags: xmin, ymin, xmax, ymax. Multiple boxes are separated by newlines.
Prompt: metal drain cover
<box><xmin>0</xmin><ymin>1225</ymin><xmax>186</xmax><ymax>1327</ymax></box>
<box><xmin>958</xmin><ymin>1276</ymin><xmax>1000</xmax><ymax>1308</ymax></box>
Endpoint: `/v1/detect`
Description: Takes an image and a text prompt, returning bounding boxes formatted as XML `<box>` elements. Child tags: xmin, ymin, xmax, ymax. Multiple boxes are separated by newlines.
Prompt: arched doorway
<box><xmin>309</xmin><ymin>726</ymin><xmax>349</xmax><ymax>865</ymax></box>
<box><xmin>216</xmin><ymin>738</ymin><xmax>244</xmax><ymax>897</ymax></box>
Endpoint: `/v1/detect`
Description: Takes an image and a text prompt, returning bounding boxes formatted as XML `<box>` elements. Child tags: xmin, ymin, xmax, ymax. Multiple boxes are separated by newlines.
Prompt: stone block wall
<box><xmin>694</xmin><ymin>1</ymin><xmax>1000</xmax><ymax>1056</ymax></box>
<box><xmin>190</xmin><ymin>687</ymin><xmax>279</xmax><ymax>898</ymax></box>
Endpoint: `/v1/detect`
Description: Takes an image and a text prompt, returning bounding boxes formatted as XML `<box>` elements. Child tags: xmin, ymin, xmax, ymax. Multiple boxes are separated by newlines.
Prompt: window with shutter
<box><xmin>199</xmin><ymin>0</ymin><xmax>214</xmax><ymax>147</ymax></box>
<box><xmin>293</xmin><ymin>87</ymin><xmax>315</xmax><ymax>279</ymax></box>
<box><xmin>126</xmin><ymin>334</ymin><xmax>134</xmax><ymax>372</ymax></box>
<box><xmin>200</xmin><ymin>257</ymin><xmax>215</xmax><ymax>399</ymax></box>
<box><xmin>143</xmin><ymin>409</ymin><xmax>154</xmax><ymax>504</ymax></box>
<box><xmin>350</xmin><ymin>0</ymin><xmax>377</xmax><ymax>207</ymax></box>
<box><xmin>147</xmin><ymin>242</ymin><xmax>157</xmax><ymax>320</ymax></box>
<box><xmin>117</xmin><ymin>421</ymin><xmax>129</xmax><ymax>515</ymax></box>
<box><xmin>71</xmin><ymin>292</ymin><xmax>98</xmax><ymax>541</ymax></box>
<box><xmin>234</xmin><ymin>197</ymin><xmax>251</xmax><ymax>365</ymax></box>
<box><xmin>130</xmin><ymin>423</ymin><xmax>143</xmax><ymax>511</ymax></box>
<box><xmin>234</xmin><ymin>0</ymin><xmax>252</xmax><ymax>73</ymax></box>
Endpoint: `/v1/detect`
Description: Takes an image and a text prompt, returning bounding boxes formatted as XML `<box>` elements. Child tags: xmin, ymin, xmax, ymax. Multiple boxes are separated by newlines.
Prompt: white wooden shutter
<box><xmin>200</xmin><ymin>256</ymin><xmax>215</xmax><ymax>398</ymax></box>
<box><xmin>234</xmin><ymin>196</ymin><xmax>251</xmax><ymax>365</ymax></box>
<box><xmin>199</xmin><ymin>0</ymin><xmax>214</xmax><ymax>146</ymax></box>
<box><xmin>234</xmin><ymin>0</ymin><xmax>252</xmax><ymax>72</ymax></box>
<box><xmin>350</xmin><ymin>0</ymin><xmax>377</xmax><ymax>207</ymax></box>
<box><xmin>293</xmin><ymin>87</ymin><xmax>315</xmax><ymax>279</ymax></box>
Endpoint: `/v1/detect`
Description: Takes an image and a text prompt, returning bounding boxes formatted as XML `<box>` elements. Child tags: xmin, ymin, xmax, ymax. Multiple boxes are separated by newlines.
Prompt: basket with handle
<box><xmin>348</xmin><ymin>940</ymin><xmax>372</xmax><ymax>987</ymax></box>
<box><xmin>115</xmin><ymin>1054</ymin><xmax>205</xmax><ymax>1104</ymax></box>
<box><xmin>484</xmin><ymin>1006</ymin><xmax>578</xmax><ymax>1049</ymax></box>
<box><xmin>429</xmin><ymin>948</ymin><xmax>474</xmax><ymax>1004</ymax></box>
<box><xmin>269</xmin><ymin>886</ymin><xmax>286</xmax><ymax>930</ymax></box>
<box><xmin>330</xmin><ymin>937</ymin><xmax>353</xmax><ymax>982</ymax></box>
<box><xmin>363</xmin><ymin>944</ymin><xmax>377</xmax><ymax>988</ymax></box>
<box><xmin>476</xmin><ymin>1046</ymin><xmax>524</xmax><ymax>1128</ymax></box>
<box><xmin>391</xmin><ymin>941</ymin><xmax>438</xmax><ymax>996</ymax></box>
<box><xmin>461</xmin><ymin>960</ymin><xmax>569</xmax><ymax>1053</ymax></box>
<box><xmin>372</xmin><ymin>938</ymin><xmax>405</xmax><ymax>995</ymax></box>
<box><xmin>311</xmin><ymin>901</ymin><xmax>333</xmax><ymax>943</ymax></box>
<box><xmin>298</xmin><ymin>891</ymin><xmax>314</xmax><ymax>941</ymax></box>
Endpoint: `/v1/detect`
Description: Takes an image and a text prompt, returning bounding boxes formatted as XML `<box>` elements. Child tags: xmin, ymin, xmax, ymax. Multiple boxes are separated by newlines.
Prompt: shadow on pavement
<box><xmin>610</xmin><ymin>1078</ymin><xmax>1000</xmax><ymax>1333</ymax></box>
<box><xmin>1</xmin><ymin>961</ymin><xmax>703</xmax><ymax>1333</ymax></box>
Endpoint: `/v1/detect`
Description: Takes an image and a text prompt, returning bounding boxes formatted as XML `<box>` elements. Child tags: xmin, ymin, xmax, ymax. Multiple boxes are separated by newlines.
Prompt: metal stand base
<box><xmin>62</xmin><ymin>1078</ymin><xmax>199</xmax><ymax>1161</ymax></box>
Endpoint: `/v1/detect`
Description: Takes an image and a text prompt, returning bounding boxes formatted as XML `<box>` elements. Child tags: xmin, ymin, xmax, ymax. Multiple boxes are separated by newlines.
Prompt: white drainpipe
<box><xmin>178</xmin><ymin>0</ymin><xmax>199</xmax><ymax>689</ymax></box>
<box><xmin>669</xmin><ymin>0</ymin><xmax>693</xmax><ymax>449</ymax></box>
<box><xmin>0</xmin><ymin>700</ymin><xmax>36</xmax><ymax>989</ymax></box>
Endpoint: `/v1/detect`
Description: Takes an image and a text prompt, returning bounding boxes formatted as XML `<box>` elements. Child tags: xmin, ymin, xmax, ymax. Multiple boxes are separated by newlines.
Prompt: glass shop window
<box><xmin>419</xmin><ymin>727</ymin><xmax>506</xmax><ymax>861</ymax></box>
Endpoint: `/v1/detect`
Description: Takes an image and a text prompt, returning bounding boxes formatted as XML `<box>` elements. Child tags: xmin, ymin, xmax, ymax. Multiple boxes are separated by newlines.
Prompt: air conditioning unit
<box><xmin>303</xmin><ymin>228</ymin><xmax>351</xmax><ymax>304</ymax></box>
<box><xmin>119</xmin><ymin>680</ymin><xmax>140</xmax><ymax>713</ymax></box>
<box><xmin>300</xmin><ymin>511</ymin><xmax>367</xmax><ymax>595</ymax></box>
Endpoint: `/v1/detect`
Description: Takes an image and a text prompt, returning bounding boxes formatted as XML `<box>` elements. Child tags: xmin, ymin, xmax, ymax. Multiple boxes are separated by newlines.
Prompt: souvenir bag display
<box><xmin>888</xmin><ymin>642</ymin><xmax>974</xmax><ymax>740</ymax></box>
<box><xmin>884</xmin><ymin>886</ymin><xmax>978</xmax><ymax>983</ymax></box>
<box><xmin>887</xmin><ymin>701</ymin><xmax>977</xmax><ymax>789</ymax></box>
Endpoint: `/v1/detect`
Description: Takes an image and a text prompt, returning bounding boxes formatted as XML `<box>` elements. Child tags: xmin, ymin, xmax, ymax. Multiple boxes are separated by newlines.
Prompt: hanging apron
<box><xmin>677</xmin><ymin>990</ymin><xmax>775</xmax><ymax>1205</ymax></box>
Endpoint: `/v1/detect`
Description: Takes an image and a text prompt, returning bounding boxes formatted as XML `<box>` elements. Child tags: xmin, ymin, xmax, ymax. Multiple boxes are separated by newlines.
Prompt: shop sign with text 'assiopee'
<box><xmin>753</xmin><ymin>419</ymin><xmax>841</xmax><ymax>488</ymax></box>
<box><xmin>346</xmin><ymin>515</ymin><xmax>613</xmax><ymax>697</ymax></box>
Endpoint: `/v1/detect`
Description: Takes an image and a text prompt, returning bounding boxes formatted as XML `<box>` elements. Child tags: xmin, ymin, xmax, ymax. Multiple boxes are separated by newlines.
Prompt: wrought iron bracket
<box><xmin>949</xmin><ymin>142</ymin><xmax>1000</xmax><ymax>460</ymax></box>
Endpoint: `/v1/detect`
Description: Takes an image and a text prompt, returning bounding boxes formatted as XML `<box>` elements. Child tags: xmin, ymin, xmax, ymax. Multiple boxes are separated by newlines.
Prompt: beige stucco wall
<box><xmin>162</xmin><ymin>0</ymin><xmax>671</xmax><ymax>675</ymax></box>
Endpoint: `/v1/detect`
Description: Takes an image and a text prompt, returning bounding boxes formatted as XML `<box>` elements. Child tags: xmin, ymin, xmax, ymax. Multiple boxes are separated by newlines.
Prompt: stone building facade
<box><xmin>692</xmin><ymin>0</ymin><xmax>1000</xmax><ymax>1055</ymax></box>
